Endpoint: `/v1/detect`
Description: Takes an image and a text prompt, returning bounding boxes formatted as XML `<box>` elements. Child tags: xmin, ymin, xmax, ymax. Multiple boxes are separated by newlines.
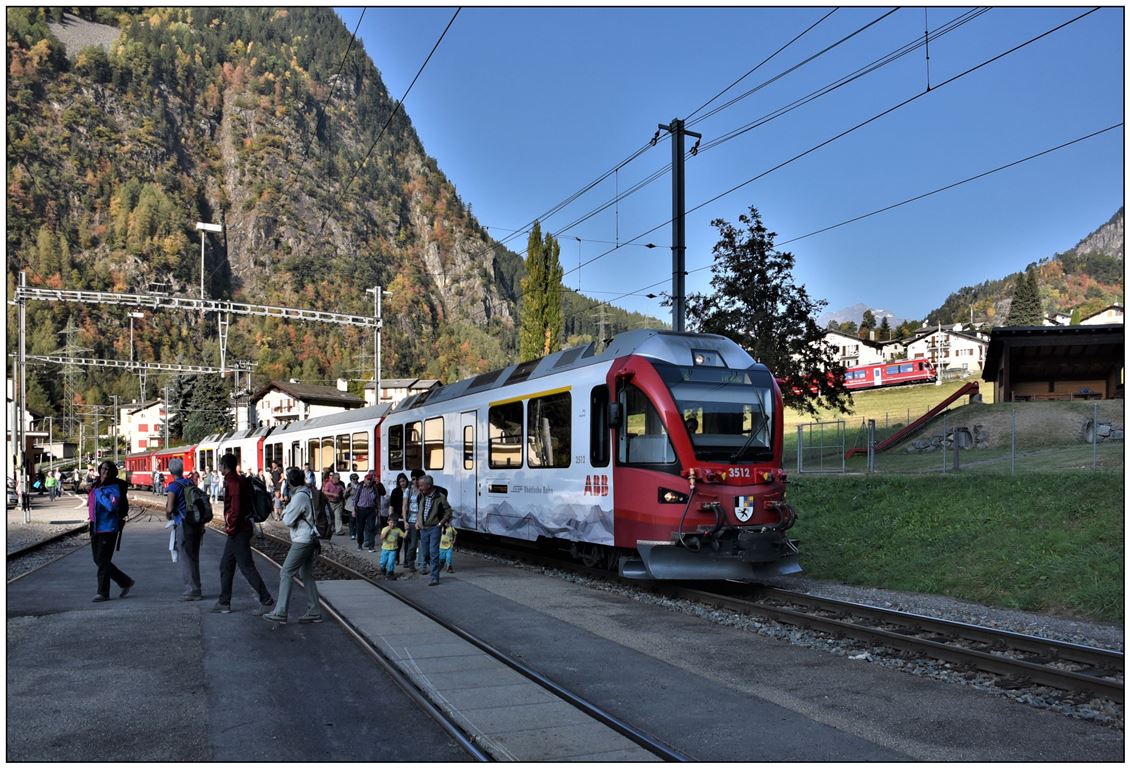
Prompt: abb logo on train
<box><xmin>582</xmin><ymin>475</ymin><xmax>609</xmax><ymax>496</ymax></box>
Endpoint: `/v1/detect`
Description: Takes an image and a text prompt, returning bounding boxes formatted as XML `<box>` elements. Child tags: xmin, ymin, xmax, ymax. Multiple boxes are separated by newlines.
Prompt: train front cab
<box><xmin>609</xmin><ymin>350</ymin><xmax>800</xmax><ymax>582</ymax></box>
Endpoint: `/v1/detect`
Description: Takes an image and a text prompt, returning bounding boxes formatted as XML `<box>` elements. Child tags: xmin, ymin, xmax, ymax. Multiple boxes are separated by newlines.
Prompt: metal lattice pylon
<box><xmin>53</xmin><ymin>317</ymin><xmax>91</xmax><ymax>438</ymax></box>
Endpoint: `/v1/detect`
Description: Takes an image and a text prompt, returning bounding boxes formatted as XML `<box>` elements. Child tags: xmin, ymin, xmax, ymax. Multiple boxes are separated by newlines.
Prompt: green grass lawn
<box><xmin>786</xmin><ymin>473</ymin><xmax>1125</xmax><ymax>622</ymax></box>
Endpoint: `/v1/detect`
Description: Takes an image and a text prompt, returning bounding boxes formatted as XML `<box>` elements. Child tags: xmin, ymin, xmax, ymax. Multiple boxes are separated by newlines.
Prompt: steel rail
<box><xmin>756</xmin><ymin>586</ymin><xmax>1124</xmax><ymax>672</ymax></box>
<box><xmin>676</xmin><ymin>586</ymin><xmax>1123</xmax><ymax>703</ymax></box>
<box><xmin>457</xmin><ymin>537</ymin><xmax>1124</xmax><ymax>703</ymax></box>
<box><xmin>250</xmin><ymin>527</ymin><xmax>689</xmax><ymax>762</ymax></box>
<box><xmin>246</xmin><ymin>532</ymin><xmax>492</xmax><ymax>762</ymax></box>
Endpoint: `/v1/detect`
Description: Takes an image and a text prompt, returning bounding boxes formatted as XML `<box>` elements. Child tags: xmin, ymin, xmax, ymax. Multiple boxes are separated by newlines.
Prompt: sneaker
<box><xmin>428</xmin><ymin>579</ymin><xmax>439</xmax><ymax>586</ymax></box>
<box><xmin>211</xmin><ymin>602</ymin><xmax>232</xmax><ymax>613</ymax></box>
<box><xmin>386</xmin><ymin>573</ymin><xmax>397</xmax><ymax>581</ymax></box>
<box><xmin>297</xmin><ymin>614</ymin><xmax>324</xmax><ymax>624</ymax></box>
<box><xmin>120</xmin><ymin>579</ymin><xmax>136</xmax><ymax>598</ymax></box>
<box><xmin>447</xmin><ymin>566</ymin><xmax>454</xmax><ymax>573</ymax></box>
<box><xmin>92</xmin><ymin>594</ymin><xmax>109</xmax><ymax>603</ymax></box>
<box><xmin>177</xmin><ymin>594</ymin><xmax>202</xmax><ymax>602</ymax></box>
<box><xmin>366</xmin><ymin>547</ymin><xmax>376</xmax><ymax>553</ymax></box>
<box><xmin>262</xmin><ymin>613</ymin><xmax>287</xmax><ymax>624</ymax></box>
<box><xmin>256</xmin><ymin>598</ymin><xmax>276</xmax><ymax>616</ymax></box>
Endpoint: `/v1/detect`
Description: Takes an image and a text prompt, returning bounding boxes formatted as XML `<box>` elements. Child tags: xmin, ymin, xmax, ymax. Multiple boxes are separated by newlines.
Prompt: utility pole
<box><xmin>111</xmin><ymin>395</ymin><xmax>119</xmax><ymax>466</ymax></box>
<box><xmin>656</xmin><ymin>119</ymin><xmax>701</xmax><ymax>333</ymax></box>
<box><xmin>163</xmin><ymin>386</ymin><xmax>170</xmax><ymax>450</ymax></box>
<box><xmin>17</xmin><ymin>271</ymin><xmax>28</xmax><ymax>516</ymax></box>
<box><xmin>365</xmin><ymin>286</ymin><xmax>391</xmax><ymax>405</ymax></box>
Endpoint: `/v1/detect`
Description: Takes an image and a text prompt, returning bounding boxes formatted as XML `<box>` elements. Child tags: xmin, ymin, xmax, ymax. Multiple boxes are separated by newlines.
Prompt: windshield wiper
<box><xmin>730</xmin><ymin>389</ymin><xmax>770</xmax><ymax>463</ymax></box>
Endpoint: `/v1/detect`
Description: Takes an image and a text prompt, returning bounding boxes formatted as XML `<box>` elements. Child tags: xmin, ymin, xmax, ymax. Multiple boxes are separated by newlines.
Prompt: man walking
<box><xmin>213</xmin><ymin>453</ymin><xmax>274</xmax><ymax>614</ymax></box>
<box><xmin>416</xmin><ymin>475</ymin><xmax>453</xmax><ymax>586</ymax></box>
<box><xmin>165</xmin><ymin>458</ymin><xmax>204</xmax><ymax>601</ymax></box>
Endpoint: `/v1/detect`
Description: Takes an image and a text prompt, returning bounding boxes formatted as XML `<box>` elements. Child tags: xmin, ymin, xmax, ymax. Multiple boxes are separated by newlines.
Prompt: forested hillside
<box><xmin>6</xmin><ymin>8</ymin><xmax>657</xmax><ymax>421</ymax></box>
<box><xmin>926</xmin><ymin>207</ymin><xmax>1124</xmax><ymax>327</ymax></box>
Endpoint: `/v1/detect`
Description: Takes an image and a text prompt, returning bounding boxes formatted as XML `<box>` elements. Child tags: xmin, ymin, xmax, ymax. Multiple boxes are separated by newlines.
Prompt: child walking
<box><xmin>379</xmin><ymin>513</ymin><xmax>404</xmax><ymax>579</ymax></box>
<box><xmin>438</xmin><ymin>523</ymin><xmax>457</xmax><ymax>573</ymax></box>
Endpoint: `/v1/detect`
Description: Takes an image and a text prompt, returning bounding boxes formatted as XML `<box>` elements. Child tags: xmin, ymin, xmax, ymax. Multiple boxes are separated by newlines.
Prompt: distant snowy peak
<box><xmin>819</xmin><ymin>303</ymin><xmax>901</xmax><ymax>328</ymax></box>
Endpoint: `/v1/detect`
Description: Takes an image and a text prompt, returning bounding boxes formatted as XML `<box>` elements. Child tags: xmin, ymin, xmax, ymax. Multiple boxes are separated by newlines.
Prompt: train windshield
<box><xmin>654</xmin><ymin>362</ymin><xmax>775</xmax><ymax>463</ymax></box>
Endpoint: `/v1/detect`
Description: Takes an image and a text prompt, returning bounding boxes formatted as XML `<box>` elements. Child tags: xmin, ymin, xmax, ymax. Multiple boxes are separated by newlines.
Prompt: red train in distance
<box><xmin>843</xmin><ymin>358</ymin><xmax>936</xmax><ymax>390</ymax></box>
<box><xmin>124</xmin><ymin>444</ymin><xmax>198</xmax><ymax>489</ymax></box>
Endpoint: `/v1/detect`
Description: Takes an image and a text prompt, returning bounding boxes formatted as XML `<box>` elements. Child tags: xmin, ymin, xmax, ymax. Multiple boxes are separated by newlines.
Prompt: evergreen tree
<box><xmin>1005</xmin><ymin>269</ymin><xmax>1043</xmax><ymax>325</ymax></box>
<box><xmin>859</xmin><ymin>309</ymin><xmax>876</xmax><ymax>338</ymax></box>
<box><xmin>181</xmin><ymin>374</ymin><xmax>233</xmax><ymax>443</ymax></box>
<box><xmin>685</xmin><ymin>206</ymin><xmax>852</xmax><ymax>416</ymax></box>
<box><xmin>878</xmin><ymin>316</ymin><xmax>891</xmax><ymax>340</ymax></box>
<box><xmin>518</xmin><ymin>221</ymin><xmax>564</xmax><ymax>361</ymax></box>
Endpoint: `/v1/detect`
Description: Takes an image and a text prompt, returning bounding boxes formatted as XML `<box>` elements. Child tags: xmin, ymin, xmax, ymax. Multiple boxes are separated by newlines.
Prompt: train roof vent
<box><xmin>578</xmin><ymin>341</ymin><xmax>598</xmax><ymax>359</ymax></box>
<box><xmin>505</xmin><ymin>358</ymin><xmax>541</xmax><ymax>386</ymax></box>
<box><xmin>468</xmin><ymin>369</ymin><xmax>503</xmax><ymax>390</ymax></box>
<box><xmin>552</xmin><ymin>346</ymin><xmax>585</xmax><ymax>369</ymax></box>
<box><xmin>413</xmin><ymin>387</ymin><xmax>437</xmax><ymax>406</ymax></box>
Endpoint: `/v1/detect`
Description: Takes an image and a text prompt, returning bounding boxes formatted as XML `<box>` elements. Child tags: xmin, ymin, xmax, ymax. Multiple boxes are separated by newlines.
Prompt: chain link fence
<box><xmin>785</xmin><ymin>401</ymin><xmax>1123</xmax><ymax>475</ymax></box>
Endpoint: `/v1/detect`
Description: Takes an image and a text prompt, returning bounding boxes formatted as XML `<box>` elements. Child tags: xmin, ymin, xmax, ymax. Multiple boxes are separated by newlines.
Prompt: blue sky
<box><xmin>335</xmin><ymin>6</ymin><xmax>1124</xmax><ymax>325</ymax></box>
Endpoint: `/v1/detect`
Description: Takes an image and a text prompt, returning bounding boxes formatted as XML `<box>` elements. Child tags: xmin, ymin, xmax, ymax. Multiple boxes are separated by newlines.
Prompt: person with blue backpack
<box><xmin>87</xmin><ymin>460</ymin><xmax>134</xmax><ymax>603</ymax></box>
<box><xmin>165</xmin><ymin>458</ymin><xmax>206</xmax><ymax>602</ymax></box>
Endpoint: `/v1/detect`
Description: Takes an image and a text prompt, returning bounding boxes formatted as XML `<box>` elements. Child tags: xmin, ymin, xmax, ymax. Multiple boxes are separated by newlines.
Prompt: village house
<box><xmin>902</xmin><ymin>326</ymin><xmax>988</xmax><ymax>376</ymax></box>
<box><xmin>1079</xmin><ymin>304</ymin><xmax>1124</xmax><ymax>325</ymax></box>
<box><xmin>250</xmin><ymin>380</ymin><xmax>366</xmax><ymax>427</ymax></box>
<box><xmin>119</xmin><ymin>399</ymin><xmax>166</xmax><ymax>453</ymax></box>
<box><xmin>363</xmin><ymin>377</ymin><xmax>442</xmax><ymax>407</ymax></box>
<box><xmin>821</xmin><ymin>330</ymin><xmax>885</xmax><ymax>369</ymax></box>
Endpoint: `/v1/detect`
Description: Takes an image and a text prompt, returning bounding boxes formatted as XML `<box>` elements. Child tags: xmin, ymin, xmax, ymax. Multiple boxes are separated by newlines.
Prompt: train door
<box><xmin>873</xmin><ymin>366</ymin><xmax>883</xmax><ymax>387</ymax></box>
<box><xmin>459</xmin><ymin>410</ymin><xmax>477</xmax><ymax>529</ymax></box>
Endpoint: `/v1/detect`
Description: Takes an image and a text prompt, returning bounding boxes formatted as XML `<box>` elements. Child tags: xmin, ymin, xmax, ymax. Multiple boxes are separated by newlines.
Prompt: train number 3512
<box><xmin>728</xmin><ymin>467</ymin><xmax>752</xmax><ymax>478</ymax></box>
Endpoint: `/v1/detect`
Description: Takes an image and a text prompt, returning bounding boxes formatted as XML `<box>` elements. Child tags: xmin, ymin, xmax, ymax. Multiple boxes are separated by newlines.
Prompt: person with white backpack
<box><xmin>262</xmin><ymin>468</ymin><xmax>323</xmax><ymax>625</ymax></box>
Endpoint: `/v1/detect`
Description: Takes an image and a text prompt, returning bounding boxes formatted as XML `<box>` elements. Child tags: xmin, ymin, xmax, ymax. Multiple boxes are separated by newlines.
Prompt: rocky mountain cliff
<box><xmin>926</xmin><ymin>208</ymin><xmax>1123</xmax><ymax>327</ymax></box>
<box><xmin>6</xmin><ymin>8</ymin><xmax>655</xmax><ymax>418</ymax></box>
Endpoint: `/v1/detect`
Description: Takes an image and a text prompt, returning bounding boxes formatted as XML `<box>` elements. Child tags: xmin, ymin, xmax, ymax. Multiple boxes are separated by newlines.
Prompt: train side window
<box><xmin>353</xmin><ymin>431</ymin><xmax>369</xmax><ymax>472</ymax></box>
<box><xmin>388</xmin><ymin>425</ymin><xmax>403</xmax><ymax>470</ymax></box>
<box><xmin>590</xmin><ymin>385</ymin><xmax>609</xmax><ymax>468</ymax></box>
<box><xmin>618</xmin><ymin>383</ymin><xmax>676</xmax><ymax>465</ymax></box>
<box><xmin>463</xmin><ymin>426</ymin><xmax>474</xmax><ymax>470</ymax></box>
<box><xmin>405</xmin><ymin>421</ymin><xmax>422</xmax><ymax>471</ymax></box>
<box><xmin>488</xmin><ymin>401</ymin><xmax>523</xmax><ymax>469</ymax></box>
<box><xmin>424</xmin><ymin>417</ymin><xmax>444</xmax><ymax>470</ymax></box>
<box><xmin>527</xmin><ymin>391</ymin><xmax>570</xmax><ymax>469</ymax></box>
<box><xmin>321</xmin><ymin>437</ymin><xmax>334</xmax><ymax>475</ymax></box>
<box><xmin>335</xmin><ymin>434</ymin><xmax>350</xmax><ymax>472</ymax></box>
<box><xmin>307</xmin><ymin>439</ymin><xmax>320</xmax><ymax>472</ymax></box>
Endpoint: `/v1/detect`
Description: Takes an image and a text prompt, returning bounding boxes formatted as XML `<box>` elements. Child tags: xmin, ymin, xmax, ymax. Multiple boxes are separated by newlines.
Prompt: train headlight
<box><xmin>658</xmin><ymin>488</ymin><xmax>689</xmax><ymax>504</ymax></box>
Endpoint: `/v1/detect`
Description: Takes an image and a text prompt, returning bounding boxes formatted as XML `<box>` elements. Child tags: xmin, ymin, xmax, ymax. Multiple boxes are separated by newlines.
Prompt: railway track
<box><xmin>248</xmin><ymin>526</ymin><xmax>688</xmax><ymax>762</ymax></box>
<box><xmin>7</xmin><ymin>506</ymin><xmax>157</xmax><ymax>582</ymax></box>
<box><xmin>461</xmin><ymin>537</ymin><xmax>1125</xmax><ymax>705</ymax></box>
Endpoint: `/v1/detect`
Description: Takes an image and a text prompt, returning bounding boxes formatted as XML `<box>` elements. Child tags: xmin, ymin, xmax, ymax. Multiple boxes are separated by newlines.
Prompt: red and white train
<box><xmin>122</xmin><ymin>330</ymin><xmax>800</xmax><ymax>582</ymax></box>
<box><xmin>843</xmin><ymin>358</ymin><xmax>936</xmax><ymax>390</ymax></box>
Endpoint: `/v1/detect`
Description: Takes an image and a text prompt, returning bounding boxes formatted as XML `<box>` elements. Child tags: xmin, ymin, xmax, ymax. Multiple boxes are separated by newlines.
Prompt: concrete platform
<box><xmin>6</xmin><ymin>521</ymin><xmax>470</xmax><ymax>762</ymax></box>
<box><xmin>319</xmin><ymin>579</ymin><xmax>658</xmax><ymax>761</ymax></box>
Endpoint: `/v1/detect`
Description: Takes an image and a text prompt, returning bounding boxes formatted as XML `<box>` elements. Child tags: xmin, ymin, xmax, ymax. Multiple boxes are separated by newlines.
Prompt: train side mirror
<box><xmin>608</xmin><ymin>403</ymin><xmax>622</xmax><ymax>428</ymax></box>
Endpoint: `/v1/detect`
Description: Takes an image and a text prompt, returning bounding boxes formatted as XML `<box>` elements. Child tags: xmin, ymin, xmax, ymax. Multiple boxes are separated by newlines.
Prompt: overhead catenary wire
<box><xmin>510</xmin><ymin>7</ymin><xmax>990</xmax><ymax>286</ymax></box>
<box><xmin>558</xmin><ymin>6</ymin><xmax>1099</xmax><ymax>289</ymax></box>
<box><xmin>597</xmin><ymin>119</ymin><xmax>1122</xmax><ymax>312</ymax></box>
<box><xmin>685</xmin><ymin>7</ymin><xmax>839</xmax><ymax>122</ymax></box>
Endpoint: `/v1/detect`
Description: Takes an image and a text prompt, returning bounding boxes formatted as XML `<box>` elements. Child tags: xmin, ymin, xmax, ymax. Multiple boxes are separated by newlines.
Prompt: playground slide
<box><xmin>844</xmin><ymin>381</ymin><xmax>980</xmax><ymax>459</ymax></box>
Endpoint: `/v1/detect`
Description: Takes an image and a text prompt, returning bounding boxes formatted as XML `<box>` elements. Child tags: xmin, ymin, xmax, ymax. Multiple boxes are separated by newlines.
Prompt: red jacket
<box><xmin>223</xmin><ymin>472</ymin><xmax>251</xmax><ymax>535</ymax></box>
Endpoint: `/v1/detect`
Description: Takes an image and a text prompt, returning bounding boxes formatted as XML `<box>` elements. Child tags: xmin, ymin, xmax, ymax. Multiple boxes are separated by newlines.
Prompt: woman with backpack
<box><xmin>88</xmin><ymin>460</ymin><xmax>135</xmax><ymax>602</ymax></box>
<box><xmin>262</xmin><ymin>467</ymin><xmax>323</xmax><ymax>625</ymax></box>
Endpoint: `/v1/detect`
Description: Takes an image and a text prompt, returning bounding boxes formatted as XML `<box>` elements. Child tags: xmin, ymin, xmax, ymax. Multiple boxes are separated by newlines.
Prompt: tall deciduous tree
<box><xmin>518</xmin><ymin>221</ymin><xmax>564</xmax><ymax>361</ymax></box>
<box><xmin>1005</xmin><ymin>269</ymin><xmax>1043</xmax><ymax>325</ymax></box>
<box><xmin>685</xmin><ymin>206</ymin><xmax>852</xmax><ymax>416</ymax></box>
